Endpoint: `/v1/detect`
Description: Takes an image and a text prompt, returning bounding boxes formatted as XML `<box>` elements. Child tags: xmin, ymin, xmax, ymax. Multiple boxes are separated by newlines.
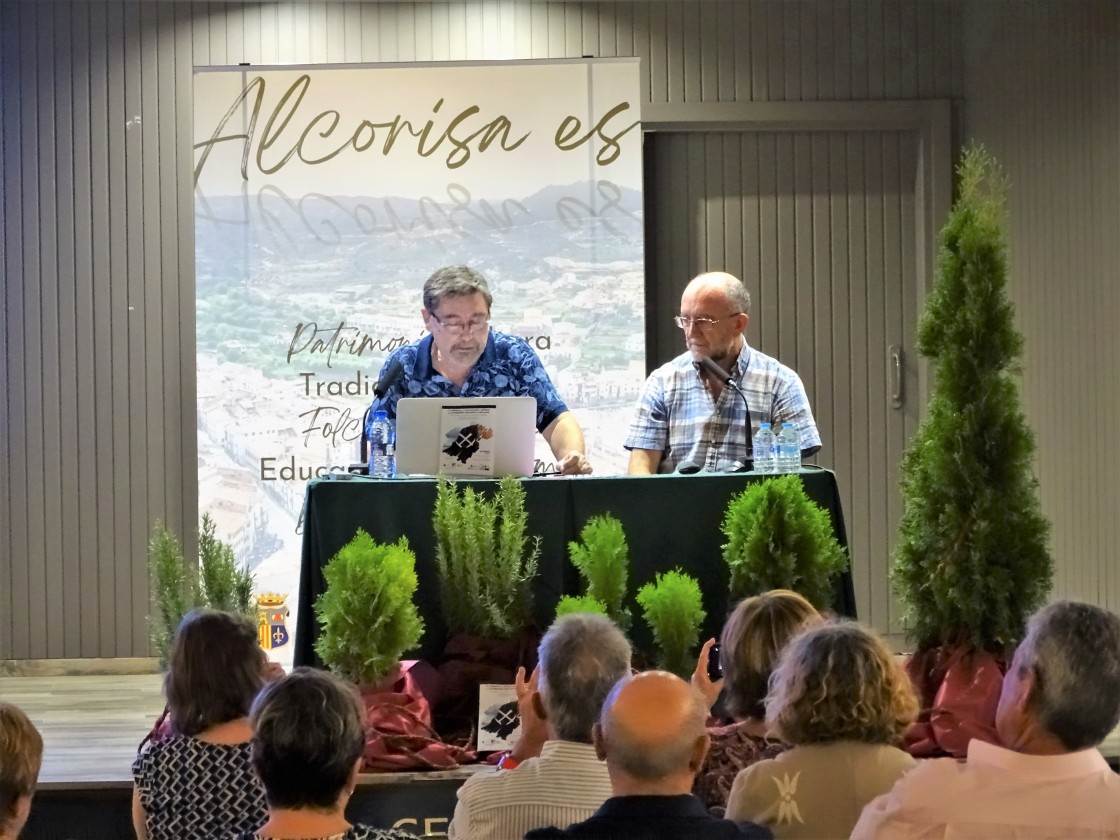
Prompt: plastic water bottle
<box><xmin>776</xmin><ymin>422</ymin><xmax>801</xmax><ymax>474</ymax></box>
<box><xmin>368</xmin><ymin>410</ymin><xmax>395</xmax><ymax>479</ymax></box>
<box><xmin>752</xmin><ymin>422</ymin><xmax>777</xmax><ymax>474</ymax></box>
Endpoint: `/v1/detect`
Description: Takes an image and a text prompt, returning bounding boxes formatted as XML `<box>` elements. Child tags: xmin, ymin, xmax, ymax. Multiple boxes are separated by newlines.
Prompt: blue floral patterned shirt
<box><xmin>624</xmin><ymin>342</ymin><xmax>821</xmax><ymax>474</ymax></box>
<box><xmin>366</xmin><ymin>331</ymin><xmax>568</xmax><ymax>439</ymax></box>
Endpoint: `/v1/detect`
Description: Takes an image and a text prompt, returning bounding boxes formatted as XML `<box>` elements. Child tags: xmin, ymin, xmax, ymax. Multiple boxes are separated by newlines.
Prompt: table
<box><xmin>294</xmin><ymin>468</ymin><xmax>854</xmax><ymax>666</ymax></box>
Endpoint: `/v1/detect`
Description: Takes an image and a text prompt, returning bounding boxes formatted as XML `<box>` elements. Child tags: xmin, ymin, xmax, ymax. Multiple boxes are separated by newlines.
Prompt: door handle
<box><xmin>889</xmin><ymin>345</ymin><xmax>903</xmax><ymax>409</ymax></box>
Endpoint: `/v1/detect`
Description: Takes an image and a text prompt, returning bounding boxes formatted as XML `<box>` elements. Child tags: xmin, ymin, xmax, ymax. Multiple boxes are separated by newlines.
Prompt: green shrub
<box><xmin>636</xmin><ymin>569</ymin><xmax>706</xmax><ymax>678</ymax></box>
<box><xmin>567</xmin><ymin>514</ymin><xmax>631</xmax><ymax>631</ymax></box>
<box><xmin>198</xmin><ymin>514</ymin><xmax>254</xmax><ymax>615</ymax></box>
<box><xmin>314</xmin><ymin>530</ymin><xmax>424</xmax><ymax>686</ymax></box>
<box><xmin>432</xmin><ymin>476</ymin><xmax>541</xmax><ymax>639</ymax></box>
<box><xmin>892</xmin><ymin>144</ymin><xmax>1052</xmax><ymax>653</ymax></box>
<box><xmin>148</xmin><ymin>513</ymin><xmax>256</xmax><ymax>661</ymax></box>
<box><xmin>722</xmin><ymin>475</ymin><xmax>848</xmax><ymax>610</ymax></box>
<box><xmin>149</xmin><ymin>523</ymin><xmax>193</xmax><ymax>661</ymax></box>
<box><xmin>555</xmin><ymin>594</ymin><xmax>609</xmax><ymax>620</ymax></box>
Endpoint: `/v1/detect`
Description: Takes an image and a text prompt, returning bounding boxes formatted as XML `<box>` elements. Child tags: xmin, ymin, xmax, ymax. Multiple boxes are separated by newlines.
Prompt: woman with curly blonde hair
<box><xmin>725</xmin><ymin>621</ymin><xmax>918</xmax><ymax>839</ymax></box>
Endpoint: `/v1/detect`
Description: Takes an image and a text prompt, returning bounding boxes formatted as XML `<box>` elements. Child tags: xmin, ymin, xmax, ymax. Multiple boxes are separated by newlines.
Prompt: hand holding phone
<box><xmin>707</xmin><ymin>642</ymin><xmax>723</xmax><ymax>681</ymax></box>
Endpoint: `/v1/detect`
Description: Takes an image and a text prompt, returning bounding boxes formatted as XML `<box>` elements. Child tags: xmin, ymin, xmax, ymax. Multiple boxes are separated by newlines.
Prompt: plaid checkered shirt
<box><xmin>625</xmin><ymin>342</ymin><xmax>821</xmax><ymax>474</ymax></box>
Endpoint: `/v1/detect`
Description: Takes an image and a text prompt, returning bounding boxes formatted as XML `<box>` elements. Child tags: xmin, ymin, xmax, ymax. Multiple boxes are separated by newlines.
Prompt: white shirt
<box><xmin>448</xmin><ymin>740</ymin><xmax>612</xmax><ymax>840</ymax></box>
<box><xmin>851</xmin><ymin>739</ymin><xmax>1120</xmax><ymax>839</ymax></box>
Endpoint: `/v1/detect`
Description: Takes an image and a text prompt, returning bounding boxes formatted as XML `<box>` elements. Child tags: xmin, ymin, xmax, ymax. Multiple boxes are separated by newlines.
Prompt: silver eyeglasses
<box><xmin>430</xmin><ymin>313</ymin><xmax>491</xmax><ymax>335</ymax></box>
<box><xmin>674</xmin><ymin>313</ymin><xmax>741</xmax><ymax>331</ymax></box>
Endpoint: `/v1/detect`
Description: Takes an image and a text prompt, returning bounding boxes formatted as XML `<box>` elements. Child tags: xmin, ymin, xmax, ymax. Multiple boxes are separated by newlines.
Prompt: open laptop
<box><xmin>395</xmin><ymin>396</ymin><xmax>538</xmax><ymax>478</ymax></box>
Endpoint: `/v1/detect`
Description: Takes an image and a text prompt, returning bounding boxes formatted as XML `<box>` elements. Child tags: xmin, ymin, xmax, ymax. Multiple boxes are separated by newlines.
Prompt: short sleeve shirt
<box><xmin>132</xmin><ymin>735</ymin><xmax>268</xmax><ymax>840</ymax></box>
<box><xmin>624</xmin><ymin>343</ymin><xmax>821</xmax><ymax>474</ymax></box>
<box><xmin>367</xmin><ymin>331</ymin><xmax>568</xmax><ymax>438</ymax></box>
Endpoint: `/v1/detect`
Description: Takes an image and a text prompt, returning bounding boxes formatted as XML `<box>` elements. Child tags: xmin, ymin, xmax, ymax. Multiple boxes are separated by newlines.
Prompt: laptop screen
<box><xmin>394</xmin><ymin>396</ymin><xmax>538</xmax><ymax>478</ymax></box>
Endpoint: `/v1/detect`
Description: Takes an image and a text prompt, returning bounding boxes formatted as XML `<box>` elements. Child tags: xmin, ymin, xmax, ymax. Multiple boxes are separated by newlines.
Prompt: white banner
<box><xmin>193</xmin><ymin>60</ymin><xmax>645</xmax><ymax>664</ymax></box>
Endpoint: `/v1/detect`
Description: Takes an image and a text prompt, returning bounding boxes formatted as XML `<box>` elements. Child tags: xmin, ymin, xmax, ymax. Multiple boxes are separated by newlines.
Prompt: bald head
<box><xmin>678</xmin><ymin>273</ymin><xmax>751</xmax><ymax>367</ymax></box>
<box><xmin>594</xmin><ymin>671</ymin><xmax>709</xmax><ymax>794</ymax></box>
<box><xmin>683</xmin><ymin>272</ymin><xmax>751</xmax><ymax>316</ymax></box>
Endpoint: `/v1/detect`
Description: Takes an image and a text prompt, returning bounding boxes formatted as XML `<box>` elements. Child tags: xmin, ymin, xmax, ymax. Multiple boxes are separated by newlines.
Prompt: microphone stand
<box><xmin>696</xmin><ymin>356</ymin><xmax>752</xmax><ymax>472</ymax></box>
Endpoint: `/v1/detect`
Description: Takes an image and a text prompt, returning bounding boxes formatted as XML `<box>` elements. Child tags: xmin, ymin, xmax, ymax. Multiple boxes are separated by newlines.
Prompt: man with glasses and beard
<box><xmin>625</xmin><ymin>272</ymin><xmax>820</xmax><ymax>475</ymax></box>
<box><xmin>366</xmin><ymin>264</ymin><xmax>592</xmax><ymax>475</ymax></box>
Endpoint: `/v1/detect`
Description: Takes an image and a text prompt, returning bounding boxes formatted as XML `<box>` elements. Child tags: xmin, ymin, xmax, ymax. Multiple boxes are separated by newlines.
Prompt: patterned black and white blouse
<box><xmin>132</xmin><ymin>735</ymin><xmax>268</xmax><ymax>840</ymax></box>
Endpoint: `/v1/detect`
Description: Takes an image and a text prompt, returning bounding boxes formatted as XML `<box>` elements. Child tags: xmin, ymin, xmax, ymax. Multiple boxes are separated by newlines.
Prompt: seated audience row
<box><xmin>94</xmin><ymin>597</ymin><xmax>1120</xmax><ymax>839</ymax></box>
<box><xmin>132</xmin><ymin>609</ymin><xmax>413</xmax><ymax>840</ymax></box>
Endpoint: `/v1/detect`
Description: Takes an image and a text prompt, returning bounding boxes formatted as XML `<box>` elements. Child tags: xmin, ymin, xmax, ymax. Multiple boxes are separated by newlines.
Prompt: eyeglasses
<box><xmin>674</xmin><ymin>314</ymin><xmax>741</xmax><ymax>331</ymax></box>
<box><xmin>430</xmin><ymin>313</ymin><xmax>491</xmax><ymax>335</ymax></box>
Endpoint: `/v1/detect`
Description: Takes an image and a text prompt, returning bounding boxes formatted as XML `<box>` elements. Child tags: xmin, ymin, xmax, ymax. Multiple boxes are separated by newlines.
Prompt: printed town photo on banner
<box><xmin>193</xmin><ymin>59</ymin><xmax>645</xmax><ymax>665</ymax></box>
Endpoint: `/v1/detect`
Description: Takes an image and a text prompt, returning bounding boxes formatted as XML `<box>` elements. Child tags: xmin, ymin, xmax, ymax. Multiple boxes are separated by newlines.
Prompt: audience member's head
<box><xmin>166</xmin><ymin>608</ymin><xmax>267</xmax><ymax>737</ymax></box>
<box><xmin>594</xmin><ymin>671</ymin><xmax>709</xmax><ymax>795</ymax></box>
<box><xmin>0</xmin><ymin>703</ymin><xmax>43</xmax><ymax>839</ymax></box>
<box><xmin>536</xmin><ymin>613</ymin><xmax>632</xmax><ymax>743</ymax></box>
<box><xmin>997</xmin><ymin>600</ymin><xmax>1120</xmax><ymax>753</ymax></box>
<box><xmin>720</xmin><ymin>589</ymin><xmax>822</xmax><ymax>720</ymax></box>
<box><xmin>250</xmin><ymin>667</ymin><xmax>365</xmax><ymax>812</ymax></box>
<box><xmin>767</xmin><ymin>621</ymin><xmax>917</xmax><ymax>746</ymax></box>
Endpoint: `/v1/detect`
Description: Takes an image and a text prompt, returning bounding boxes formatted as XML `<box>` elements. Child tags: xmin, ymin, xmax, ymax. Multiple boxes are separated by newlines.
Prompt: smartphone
<box><xmin>707</xmin><ymin>643</ymin><xmax>723</xmax><ymax>681</ymax></box>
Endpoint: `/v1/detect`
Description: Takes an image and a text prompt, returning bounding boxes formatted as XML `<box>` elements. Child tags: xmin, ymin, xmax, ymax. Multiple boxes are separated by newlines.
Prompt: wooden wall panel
<box><xmin>0</xmin><ymin>2</ymin><xmax>11</xmax><ymax>660</ymax></box>
<box><xmin>3</xmin><ymin>0</ymin><xmax>1116</xmax><ymax>658</ymax></box>
<box><xmin>960</xmin><ymin>1</ymin><xmax>1120</xmax><ymax>613</ymax></box>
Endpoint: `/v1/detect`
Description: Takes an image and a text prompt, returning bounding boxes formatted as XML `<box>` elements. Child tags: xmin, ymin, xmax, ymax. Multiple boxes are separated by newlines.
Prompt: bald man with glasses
<box><xmin>625</xmin><ymin>272</ymin><xmax>820</xmax><ymax>475</ymax></box>
<box><xmin>366</xmin><ymin>265</ymin><xmax>592</xmax><ymax>475</ymax></box>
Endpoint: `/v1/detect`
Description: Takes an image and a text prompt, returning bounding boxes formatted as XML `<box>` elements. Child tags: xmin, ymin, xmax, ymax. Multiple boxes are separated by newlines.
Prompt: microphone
<box><xmin>696</xmin><ymin>355</ymin><xmax>733</xmax><ymax>385</ymax></box>
<box><xmin>373</xmin><ymin>358</ymin><xmax>404</xmax><ymax>398</ymax></box>
<box><xmin>696</xmin><ymin>355</ymin><xmax>752</xmax><ymax>471</ymax></box>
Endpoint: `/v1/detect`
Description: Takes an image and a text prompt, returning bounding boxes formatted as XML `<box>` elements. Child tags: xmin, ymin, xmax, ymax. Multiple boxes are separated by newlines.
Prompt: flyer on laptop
<box><xmin>439</xmin><ymin>405</ymin><xmax>497</xmax><ymax>475</ymax></box>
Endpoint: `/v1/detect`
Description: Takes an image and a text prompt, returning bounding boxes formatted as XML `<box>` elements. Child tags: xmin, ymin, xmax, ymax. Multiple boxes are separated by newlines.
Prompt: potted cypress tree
<box><xmin>313</xmin><ymin>530</ymin><xmax>425</xmax><ymax>689</ymax></box>
<box><xmin>314</xmin><ymin>529</ymin><xmax>468</xmax><ymax>770</ymax></box>
<box><xmin>892</xmin><ymin>144</ymin><xmax>1052</xmax><ymax>757</ymax></box>
<box><xmin>721</xmin><ymin>474</ymin><xmax>848</xmax><ymax>611</ymax></box>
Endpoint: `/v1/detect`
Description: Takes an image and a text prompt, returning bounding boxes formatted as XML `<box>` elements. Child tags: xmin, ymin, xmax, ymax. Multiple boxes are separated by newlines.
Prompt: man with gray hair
<box><xmin>527</xmin><ymin>671</ymin><xmax>771</xmax><ymax>839</ymax></box>
<box><xmin>447</xmin><ymin>613</ymin><xmax>631</xmax><ymax>839</ymax></box>
<box><xmin>626</xmin><ymin>271</ymin><xmax>820</xmax><ymax>474</ymax></box>
<box><xmin>853</xmin><ymin>600</ymin><xmax>1120</xmax><ymax>839</ymax></box>
<box><xmin>367</xmin><ymin>264</ymin><xmax>592</xmax><ymax>474</ymax></box>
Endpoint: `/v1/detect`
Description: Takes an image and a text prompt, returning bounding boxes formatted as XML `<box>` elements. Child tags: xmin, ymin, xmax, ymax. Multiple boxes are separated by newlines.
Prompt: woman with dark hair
<box><xmin>725</xmin><ymin>621</ymin><xmax>919</xmax><ymax>839</ymax></box>
<box><xmin>244</xmin><ymin>668</ymin><xmax>412</xmax><ymax>840</ymax></box>
<box><xmin>690</xmin><ymin>589</ymin><xmax>822</xmax><ymax>812</ymax></box>
<box><xmin>132</xmin><ymin>609</ymin><xmax>270</xmax><ymax>839</ymax></box>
